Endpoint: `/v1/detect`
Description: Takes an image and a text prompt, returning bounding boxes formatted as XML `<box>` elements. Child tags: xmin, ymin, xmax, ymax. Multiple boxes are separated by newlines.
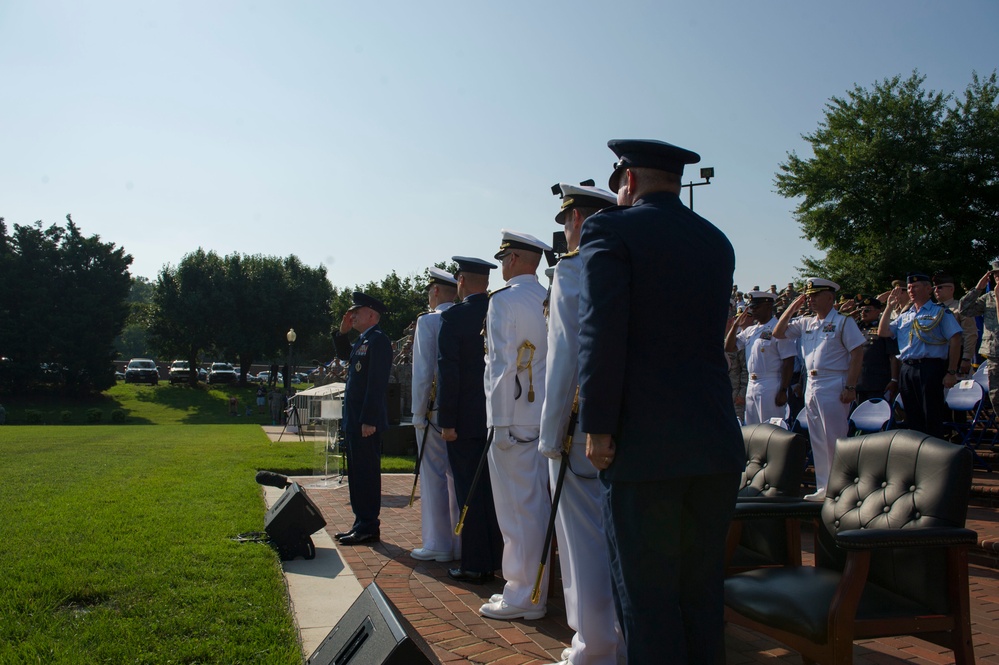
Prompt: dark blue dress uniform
<box><xmin>437</xmin><ymin>287</ymin><xmax>503</xmax><ymax>578</ymax></box>
<box><xmin>578</xmin><ymin>139</ymin><xmax>744</xmax><ymax>665</ymax></box>
<box><xmin>333</xmin><ymin>320</ymin><xmax>392</xmax><ymax>538</ymax></box>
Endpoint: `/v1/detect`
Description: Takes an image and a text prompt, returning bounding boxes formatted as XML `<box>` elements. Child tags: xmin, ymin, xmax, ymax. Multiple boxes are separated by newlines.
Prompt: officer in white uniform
<box><xmin>410</xmin><ymin>267</ymin><xmax>462</xmax><ymax>563</ymax></box>
<box><xmin>539</xmin><ymin>183</ymin><xmax>624</xmax><ymax>665</ymax></box>
<box><xmin>480</xmin><ymin>229</ymin><xmax>552</xmax><ymax>621</ymax></box>
<box><xmin>774</xmin><ymin>278</ymin><xmax>865</xmax><ymax>501</ymax></box>
<box><xmin>725</xmin><ymin>291</ymin><xmax>797</xmax><ymax>425</ymax></box>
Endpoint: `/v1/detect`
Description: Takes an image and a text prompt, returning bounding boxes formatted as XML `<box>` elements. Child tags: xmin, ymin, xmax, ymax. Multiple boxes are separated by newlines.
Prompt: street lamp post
<box><xmin>286</xmin><ymin>328</ymin><xmax>297</xmax><ymax>390</ymax></box>
<box><xmin>680</xmin><ymin>167</ymin><xmax>715</xmax><ymax>211</ymax></box>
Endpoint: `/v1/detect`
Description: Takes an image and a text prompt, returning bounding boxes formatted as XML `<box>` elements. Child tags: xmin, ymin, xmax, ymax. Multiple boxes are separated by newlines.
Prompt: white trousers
<box><xmin>417</xmin><ymin>424</ymin><xmax>461</xmax><ymax>556</ymax></box>
<box><xmin>550</xmin><ymin>438</ymin><xmax>625</xmax><ymax>665</ymax></box>
<box><xmin>804</xmin><ymin>373</ymin><xmax>851</xmax><ymax>491</ymax></box>
<box><xmin>744</xmin><ymin>375</ymin><xmax>784</xmax><ymax>425</ymax></box>
<box><xmin>488</xmin><ymin>425</ymin><xmax>550</xmax><ymax>609</ymax></box>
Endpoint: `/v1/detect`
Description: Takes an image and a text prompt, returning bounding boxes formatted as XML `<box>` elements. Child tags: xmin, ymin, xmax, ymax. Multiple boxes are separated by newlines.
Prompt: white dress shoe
<box><xmin>561</xmin><ymin>647</ymin><xmax>571</xmax><ymax>661</ymax></box>
<box><xmin>489</xmin><ymin>593</ymin><xmax>503</xmax><ymax>604</ymax></box>
<box><xmin>409</xmin><ymin>548</ymin><xmax>452</xmax><ymax>562</ymax></box>
<box><xmin>479</xmin><ymin>599</ymin><xmax>546</xmax><ymax>621</ymax></box>
<box><xmin>803</xmin><ymin>488</ymin><xmax>826</xmax><ymax>502</ymax></box>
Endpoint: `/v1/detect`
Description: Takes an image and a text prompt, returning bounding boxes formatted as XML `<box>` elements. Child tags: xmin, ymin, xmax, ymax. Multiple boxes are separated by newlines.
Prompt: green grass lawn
<box><xmin>0</xmin><ymin>425</ymin><xmax>307</xmax><ymax>663</ymax></box>
<box><xmin>0</xmin><ymin>384</ymin><xmax>417</xmax><ymax>662</ymax></box>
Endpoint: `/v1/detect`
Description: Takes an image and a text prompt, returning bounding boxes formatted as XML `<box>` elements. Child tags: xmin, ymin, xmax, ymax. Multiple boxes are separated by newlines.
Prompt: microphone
<box><xmin>255</xmin><ymin>470</ymin><xmax>291</xmax><ymax>489</ymax></box>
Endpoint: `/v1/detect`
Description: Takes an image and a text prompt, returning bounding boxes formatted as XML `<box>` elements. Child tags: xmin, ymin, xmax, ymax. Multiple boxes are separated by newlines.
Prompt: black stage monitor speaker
<box><xmin>307</xmin><ymin>582</ymin><xmax>439</xmax><ymax>665</ymax></box>
<box><xmin>264</xmin><ymin>482</ymin><xmax>327</xmax><ymax>560</ymax></box>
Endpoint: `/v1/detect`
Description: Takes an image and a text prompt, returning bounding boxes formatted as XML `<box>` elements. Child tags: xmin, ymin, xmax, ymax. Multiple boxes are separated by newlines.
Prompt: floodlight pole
<box><xmin>681</xmin><ymin>167</ymin><xmax>715</xmax><ymax>211</ymax></box>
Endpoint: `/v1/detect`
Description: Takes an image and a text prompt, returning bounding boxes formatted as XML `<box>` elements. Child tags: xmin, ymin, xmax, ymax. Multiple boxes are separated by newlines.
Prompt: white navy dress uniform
<box><xmin>481</xmin><ymin>229</ymin><xmax>552</xmax><ymax>620</ymax></box>
<box><xmin>780</xmin><ymin>279</ymin><xmax>865</xmax><ymax>496</ymax></box>
<box><xmin>539</xmin><ymin>184</ymin><xmax>624</xmax><ymax>665</ymax></box>
<box><xmin>736</xmin><ymin>292</ymin><xmax>797</xmax><ymax>425</ymax></box>
<box><xmin>410</xmin><ymin>267</ymin><xmax>461</xmax><ymax>562</ymax></box>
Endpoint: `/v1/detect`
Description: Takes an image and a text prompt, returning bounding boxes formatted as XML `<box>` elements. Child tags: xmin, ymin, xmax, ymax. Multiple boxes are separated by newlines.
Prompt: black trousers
<box><xmin>899</xmin><ymin>358</ymin><xmax>948</xmax><ymax>439</ymax></box>
<box><xmin>447</xmin><ymin>436</ymin><xmax>503</xmax><ymax>574</ymax></box>
<box><xmin>344</xmin><ymin>431</ymin><xmax>382</xmax><ymax>535</ymax></box>
<box><xmin>603</xmin><ymin>472</ymin><xmax>741</xmax><ymax>665</ymax></box>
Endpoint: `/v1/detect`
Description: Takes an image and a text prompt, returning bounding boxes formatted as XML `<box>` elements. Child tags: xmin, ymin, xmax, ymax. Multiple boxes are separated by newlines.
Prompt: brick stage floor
<box><xmin>304</xmin><ymin>473</ymin><xmax>999</xmax><ymax>664</ymax></box>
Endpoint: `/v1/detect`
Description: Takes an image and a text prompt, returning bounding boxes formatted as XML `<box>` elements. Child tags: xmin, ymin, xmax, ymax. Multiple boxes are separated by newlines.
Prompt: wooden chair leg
<box><xmin>948</xmin><ymin>547</ymin><xmax>976</xmax><ymax>665</ymax></box>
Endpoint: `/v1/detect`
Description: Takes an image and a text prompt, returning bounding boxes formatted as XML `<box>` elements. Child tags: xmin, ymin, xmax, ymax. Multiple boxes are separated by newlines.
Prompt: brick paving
<box><xmin>305</xmin><ymin>471</ymin><xmax>999</xmax><ymax>664</ymax></box>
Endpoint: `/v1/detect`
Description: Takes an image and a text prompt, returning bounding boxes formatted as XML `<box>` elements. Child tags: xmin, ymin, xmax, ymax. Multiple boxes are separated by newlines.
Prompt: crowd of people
<box><xmin>727</xmin><ymin>268</ymin><xmax>997</xmax><ymax>470</ymax></box>
<box><xmin>322</xmin><ymin>136</ymin><xmax>998</xmax><ymax>665</ymax></box>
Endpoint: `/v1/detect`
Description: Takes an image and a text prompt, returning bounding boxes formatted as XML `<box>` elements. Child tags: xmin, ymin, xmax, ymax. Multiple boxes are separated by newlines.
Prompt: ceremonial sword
<box><xmin>531</xmin><ymin>386</ymin><xmax>579</xmax><ymax>604</ymax></box>
<box><xmin>408</xmin><ymin>380</ymin><xmax>436</xmax><ymax>507</ymax></box>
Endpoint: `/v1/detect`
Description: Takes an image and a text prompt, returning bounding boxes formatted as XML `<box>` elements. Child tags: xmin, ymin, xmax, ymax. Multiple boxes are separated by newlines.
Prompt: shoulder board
<box><xmin>560</xmin><ymin>249</ymin><xmax>580</xmax><ymax>259</ymax></box>
<box><xmin>416</xmin><ymin>311</ymin><xmax>429</xmax><ymax>319</ymax></box>
<box><xmin>488</xmin><ymin>285</ymin><xmax>512</xmax><ymax>298</ymax></box>
<box><xmin>596</xmin><ymin>204</ymin><xmax>628</xmax><ymax>214</ymax></box>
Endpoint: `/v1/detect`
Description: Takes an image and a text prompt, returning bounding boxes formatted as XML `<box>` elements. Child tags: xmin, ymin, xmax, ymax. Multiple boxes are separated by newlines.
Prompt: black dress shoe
<box><xmin>338</xmin><ymin>531</ymin><xmax>379</xmax><ymax>545</ymax></box>
<box><xmin>447</xmin><ymin>568</ymin><xmax>495</xmax><ymax>584</ymax></box>
<box><xmin>334</xmin><ymin>530</ymin><xmax>355</xmax><ymax>541</ymax></box>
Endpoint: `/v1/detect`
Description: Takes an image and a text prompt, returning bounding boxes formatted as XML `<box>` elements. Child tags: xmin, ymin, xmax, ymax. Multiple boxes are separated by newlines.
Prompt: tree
<box><xmin>776</xmin><ymin>71</ymin><xmax>999</xmax><ymax>293</ymax></box>
<box><xmin>148</xmin><ymin>250</ymin><xmax>334</xmax><ymax>384</ymax></box>
<box><xmin>115</xmin><ymin>276</ymin><xmax>156</xmax><ymax>359</ymax></box>
<box><xmin>148</xmin><ymin>249</ymin><xmax>229</xmax><ymax>385</ymax></box>
<box><xmin>0</xmin><ymin>215</ymin><xmax>132</xmax><ymax>394</ymax></box>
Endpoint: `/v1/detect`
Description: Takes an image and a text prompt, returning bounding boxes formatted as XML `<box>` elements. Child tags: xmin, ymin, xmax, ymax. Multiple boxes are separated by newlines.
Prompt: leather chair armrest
<box><xmin>733</xmin><ymin>499</ymin><xmax>823</xmax><ymax>520</ymax></box>
<box><xmin>834</xmin><ymin>527</ymin><xmax>978</xmax><ymax>550</ymax></box>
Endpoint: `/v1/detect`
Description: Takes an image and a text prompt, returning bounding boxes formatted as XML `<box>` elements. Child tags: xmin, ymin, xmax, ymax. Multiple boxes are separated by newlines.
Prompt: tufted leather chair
<box><xmin>726</xmin><ymin>424</ymin><xmax>807</xmax><ymax>574</ymax></box>
<box><xmin>724</xmin><ymin>429</ymin><xmax>977</xmax><ymax>665</ymax></box>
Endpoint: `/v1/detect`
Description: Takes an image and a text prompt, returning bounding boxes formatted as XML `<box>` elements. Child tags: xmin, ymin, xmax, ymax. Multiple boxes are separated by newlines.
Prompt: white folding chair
<box><xmin>849</xmin><ymin>398</ymin><xmax>892</xmax><ymax>435</ymax></box>
<box><xmin>943</xmin><ymin>380</ymin><xmax>991</xmax><ymax>470</ymax></box>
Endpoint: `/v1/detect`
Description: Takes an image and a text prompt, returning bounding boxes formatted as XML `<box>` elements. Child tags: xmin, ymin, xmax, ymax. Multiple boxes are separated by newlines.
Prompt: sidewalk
<box><xmin>272</xmin><ymin>472</ymin><xmax>999</xmax><ymax>664</ymax></box>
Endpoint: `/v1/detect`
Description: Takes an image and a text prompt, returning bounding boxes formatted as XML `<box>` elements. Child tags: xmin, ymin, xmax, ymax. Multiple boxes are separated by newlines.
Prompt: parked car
<box><xmin>207</xmin><ymin>362</ymin><xmax>237</xmax><ymax>385</ymax></box>
<box><xmin>256</xmin><ymin>370</ymin><xmax>282</xmax><ymax>385</ymax></box>
<box><xmin>168</xmin><ymin>360</ymin><xmax>194</xmax><ymax>384</ymax></box>
<box><xmin>125</xmin><ymin>358</ymin><xmax>159</xmax><ymax>385</ymax></box>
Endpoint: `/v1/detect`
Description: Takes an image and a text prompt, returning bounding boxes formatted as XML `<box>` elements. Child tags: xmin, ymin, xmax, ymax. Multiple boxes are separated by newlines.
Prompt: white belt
<box><xmin>808</xmin><ymin>369</ymin><xmax>847</xmax><ymax>377</ymax></box>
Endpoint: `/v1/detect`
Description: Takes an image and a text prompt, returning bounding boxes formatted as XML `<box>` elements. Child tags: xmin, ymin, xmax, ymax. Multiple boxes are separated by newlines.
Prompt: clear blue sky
<box><xmin>2</xmin><ymin>1</ymin><xmax>996</xmax><ymax>293</ymax></box>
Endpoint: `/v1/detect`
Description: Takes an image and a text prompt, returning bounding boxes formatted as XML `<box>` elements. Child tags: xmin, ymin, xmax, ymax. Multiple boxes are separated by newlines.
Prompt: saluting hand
<box><xmin>735</xmin><ymin>309</ymin><xmax>754</xmax><ymax>327</ymax></box>
<box><xmin>339</xmin><ymin>311</ymin><xmax>354</xmax><ymax>335</ymax></box>
<box><xmin>787</xmin><ymin>293</ymin><xmax>807</xmax><ymax>313</ymax></box>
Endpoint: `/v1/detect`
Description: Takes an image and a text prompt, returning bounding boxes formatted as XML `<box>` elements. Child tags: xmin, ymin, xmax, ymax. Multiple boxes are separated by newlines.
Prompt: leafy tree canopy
<box><xmin>776</xmin><ymin>70</ymin><xmax>999</xmax><ymax>294</ymax></box>
<box><xmin>149</xmin><ymin>250</ymin><xmax>333</xmax><ymax>383</ymax></box>
<box><xmin>0</xmin><ymin>215</ymin><xmax>133</xmax><ymax>394</ymax></box>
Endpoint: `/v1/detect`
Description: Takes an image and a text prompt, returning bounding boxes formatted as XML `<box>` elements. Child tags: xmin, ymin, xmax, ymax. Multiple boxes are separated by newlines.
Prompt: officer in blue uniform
<box><xmin>332</xmin><ymin>292</ymin><xmax>392</xmax><ymax>545</ymax></box>
<box><xmin>578</xmin><ymin>139</ymin><xmax>744</xmax><ymax>664</ymax></box>
<box><xmin>878</xmin><ymin>272</ymin><xmax>962</xmax><ymax>438</ymax></box>
<box><xmin>438</xmin><ymin>257</ymin><xmax>504</xmax><ymax>583</ymax></box>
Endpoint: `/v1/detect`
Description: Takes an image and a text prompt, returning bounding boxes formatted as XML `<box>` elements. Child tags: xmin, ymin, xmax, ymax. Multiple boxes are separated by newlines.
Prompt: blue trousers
<box><xmin>344</xmin><ymin>431</ymin><xmax>382</xmax><ymax>535</ymax></box>
<box><xmin>603</xmin><ymin>472</ymin><xmax>740</xmax><ymax>665</ymax></box>
<box><xmin>447</xmin><ymin>436</ymin><xmax>503</xmax><ymax>574</ymax></box>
